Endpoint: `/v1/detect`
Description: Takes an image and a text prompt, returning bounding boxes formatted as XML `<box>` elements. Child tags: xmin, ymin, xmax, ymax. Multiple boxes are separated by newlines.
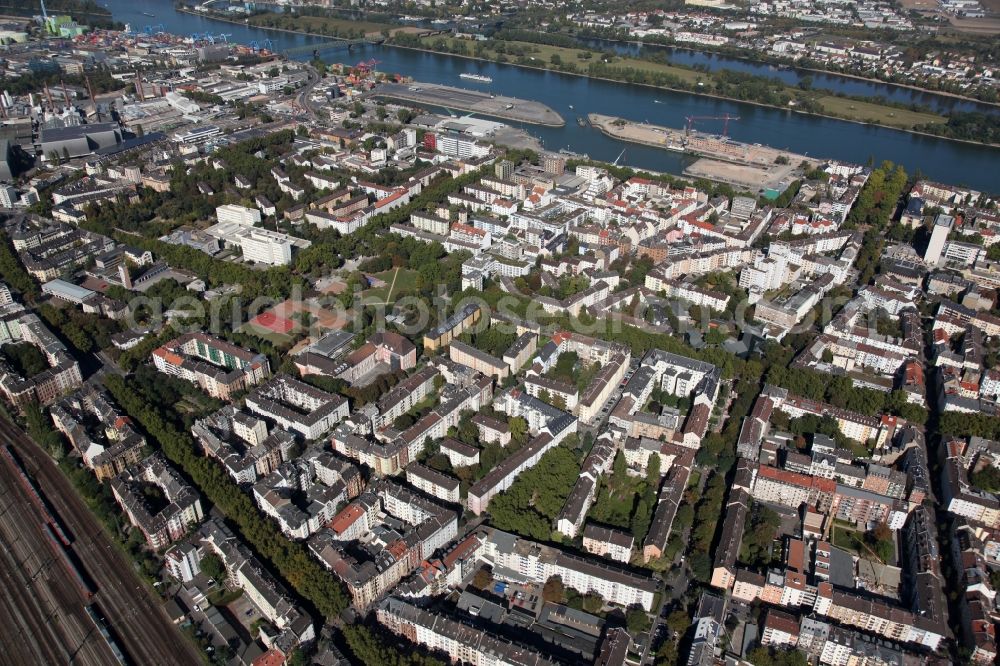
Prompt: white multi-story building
<box><xmin>480</xmin><ymin>528</ymin><xmax>659</xmax><ymax>611</ymax></box>
<box><xmin>239</xmin><ymin>228</ymin><xmax>293</xmax><ymax>266</ymax></box>
<box><xmin>739</xmin><ymin>254</ymin><xmax>793</xmax><ymax>293</ymax></box>
<box><xmin>0</xmin><ymin>185</ymin><xmax>18</xmax><ymax>208</ymax></box>
<box><xmin>943</xmin><ymin>240</ymin><xmax>984</xmax><ymax>266</ymax></box>
<box><xmin>216</xmin><ymin>204</ymin><xmax>261</xmax><ymax>226</ymax></box>
<box><xmin>174</xmin><ymin>125</ymin><xmax>221</xmax><ymax>144</ymax></box>
<box><xmin>406</xmin><ymin>463</ymin><xmax>460</xmax><ymax>504</ymax></box>
<box><xmin>245</xmin><ymin>375</ymin><xmax>348</xmax><ymax>440</ymax></box>
<box><xmin>434</xmin><ymin>132</ymin><xmax>490</xmax><ymax>159</ymax></box>
<box><xmin>923</xmin><ymin>213</ymin><xmax>953</xmax><ymax>266</ymax></box>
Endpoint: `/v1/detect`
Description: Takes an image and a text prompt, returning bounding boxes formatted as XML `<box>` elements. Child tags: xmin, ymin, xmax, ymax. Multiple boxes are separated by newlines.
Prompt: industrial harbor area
<box><xmin>0</xmin><ymin>1</ymin><xmax>998</xmax><ymax>666</ymax></box>
<box><xmin>589</xmin><ymin>113</ymin><xmax>818</xmax><ymax>192</ymax></box>
<box><xmin>375</xmin><ymin>81</ymin><xmax>566</xmax><ymax>127</ymax></box>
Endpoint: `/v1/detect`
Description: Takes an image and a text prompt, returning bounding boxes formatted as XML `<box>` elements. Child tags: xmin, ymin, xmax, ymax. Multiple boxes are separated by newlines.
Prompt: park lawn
<box><xmin>424</xmin><ymin>36</ymin><xmax>703</xmax><ymax>85</ymax></box>
<box><xmin>843</xmin><ymin>437</ymin><xmax>874</xmax><ymax>459</ymax></box>
<box><xmin>248</xmin><ymin>14</ymin><xmax>394</xmax><ymax>38</ymax></box>
<box><xmin>831</xmin><ymin>523</ymin><xmax>864</xmax><ymax>554</ymax></box>
<box><xmin>602</xmin><ymin>53</ymin><xmax>705</xmax><ymax>85</ymax></box>
<box><xmin>363</xmin><ymin>268</ymin><xmax>419</xmax><ymax>304</ymax></box>
<box><xmin>816</xmin><ymin>95</ymin><xmax>944</xmax><ymax>128</ymax></box>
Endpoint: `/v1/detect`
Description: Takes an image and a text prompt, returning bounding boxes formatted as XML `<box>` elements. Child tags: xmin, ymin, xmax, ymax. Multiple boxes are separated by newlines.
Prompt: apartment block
<box><xmin>0</xmin><ymin>310</ymin><xmax>83</xmax><ymax>408</ymax></box>
<box><xmin>481</xmin><ymin>528</ymin><xmax>659</xmax><ymax>611</ymax></box>
<box><xmin>192</xmin><ymin>406</ymin><xmax>296</xmax><ymax>484</ymax></box>
<box><xmin>245</xmin><ymin>374</ymin><xmax>348</xmax><ymax>440</ymax></box>
<box><xmin>50</xmin><ymin>386</ymin><xmax>145</xmax><ymax>481</ymax></box>
<box><xmin>152</xmin><ymin>332</ymin><xmax>270</xmax><ymax>400</ymax></box>
<box><xmin>582</xmin><ymin>524</ymin><xmax>634</xmax><ymax>563</ymax></box>
<box><xmin>111</xmin><ymin>455</ymin><xmax>204</xmax><ymax>549</ymax></box>
<box><xmin>406</xmin><ymin>462</ymin><xmax>460</xmax><ymax>504</ymax></box>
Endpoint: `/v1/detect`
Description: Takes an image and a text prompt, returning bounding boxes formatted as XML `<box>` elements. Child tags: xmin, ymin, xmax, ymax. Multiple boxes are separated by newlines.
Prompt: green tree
<box><xmin>665</xmin><ymin>609</ymin><xmax>690</xmax><ymax>635</ymax></box>
<box><xmin>543</xmin><ymin>576</ymin><xmax>566</xmax><ymax>603</ymax></box>
<box><xmin>632</xmin><ymin>497</ymin><xmax>653</xmax><ymax>543</ymax></box>
<box><xmin>626</xmin><ymin>608</ymin><xmax>651</xmax><ymax>633</ymax></box>
<box><xmin>201</xmin><ymin>553</ymin><xmax>225</xmax><ymax>580</ymax></box>
<box><xmin>509</xmin><ymin>416</ymin><xmax>528</xmax><ymax>445</ymax></box>
<box><xmin>489</xmin><ymin>447</ymin><xmax>580</xmax><ymax>539</ymax></box>
<box><xmin>864</xmin><ymin>523</ymin><xmax>894</xmax><ymax>563</ymax></box>
<box><xmin>972</xmin><ymin>466</ymin><xmax>1000</xmax><ymax>492</ymax></box>
<box><xmin>24</xmin><ymin>402</ymin><xmax>65</xmax><ymax>459</ymax></box>
<box><xmin>646</xmin><ymin>453</ymin><xmax>661</xmax><ymax>485</ymax></box>
<box><xmin>747</xmin><ymin>646</ymin><xmax>809</xmax><ymax>666</ymax></box>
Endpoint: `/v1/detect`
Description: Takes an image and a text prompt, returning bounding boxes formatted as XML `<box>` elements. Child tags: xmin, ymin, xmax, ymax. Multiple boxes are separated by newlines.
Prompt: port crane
<box><xmin>349</xmin><ymin>58</ymin><xmax>381</xmax><ymax>84</ymax></box>
<box><xmin>354</xmin><ymin>58</ymin><xmax>381</xmax><ymax>74</ymax></box>
<box><xmin>684</xmin><ymin>114</ymin><xmax>740</xmax><ymax>137</ymax></box>
<box><xmin>192</xmin><ymin>33</ymin><xmax>231</xmax><ymax>45</ymax></box>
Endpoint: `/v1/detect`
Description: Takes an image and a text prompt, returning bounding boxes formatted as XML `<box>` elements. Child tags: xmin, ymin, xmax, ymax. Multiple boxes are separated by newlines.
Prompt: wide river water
<box><xmin>104</xmin><ymin>0</ymin><xmax>1000</xmax><ymax>192</ymax></box>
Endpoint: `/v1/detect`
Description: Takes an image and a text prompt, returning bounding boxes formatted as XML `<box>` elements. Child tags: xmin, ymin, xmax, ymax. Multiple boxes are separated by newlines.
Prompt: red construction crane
<box><xmin>684</xmin><ymin>114</ymin><xmax>740</xmax><ymax>137</ymax></box>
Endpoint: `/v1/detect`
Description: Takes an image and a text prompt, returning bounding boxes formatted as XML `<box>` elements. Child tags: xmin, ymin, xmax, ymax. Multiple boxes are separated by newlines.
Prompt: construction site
<box><xmin>588</xmin><ymin>113</ymin><xmax>819</xmax><ymax>192</ymax></box>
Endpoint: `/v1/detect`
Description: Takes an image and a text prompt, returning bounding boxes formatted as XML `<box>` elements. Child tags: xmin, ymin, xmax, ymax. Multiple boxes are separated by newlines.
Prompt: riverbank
<box><xmin>170</xmin><ymin>10</ymin><xmax>1000</xmax><ymax>150</ymax></box>
<box><xmin>176</xmin><ymin>6</ymin><xmax>433</xmax><ymax>43</ymax></box>
<box><xmin>576</xmin><ymin>33</ymin><xmax>1000</xmax><ymax>111</ymax></box>
<box><xmin>187</xmin><ymin>4</ymin><xmax>998</xmax><ymax>111</ymax></box>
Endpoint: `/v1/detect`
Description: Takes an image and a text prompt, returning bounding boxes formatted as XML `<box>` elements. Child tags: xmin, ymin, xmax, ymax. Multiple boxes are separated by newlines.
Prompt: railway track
<box><xmin>0</xmin><ymin>419</ymin><xmax>202</xmax><ymax>666</ymax></box>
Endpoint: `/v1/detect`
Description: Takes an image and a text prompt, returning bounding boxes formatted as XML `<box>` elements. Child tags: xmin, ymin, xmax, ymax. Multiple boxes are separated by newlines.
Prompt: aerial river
<box><xmin>105</xmin><ymin>0</ymin><xmax>1000</xmax><ymax>192</ymax></box>
<box><xmin>586</xmin><ymin>39</ymin><xmax>997</xmax><ymax>114</ymax></box>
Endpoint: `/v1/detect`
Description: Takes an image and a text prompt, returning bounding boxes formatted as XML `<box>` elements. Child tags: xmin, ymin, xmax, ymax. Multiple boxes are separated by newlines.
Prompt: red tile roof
<box><xmin>329</xmin><ymin>503</ymin><xmax>365</xmax><ymax>535</ymax></box>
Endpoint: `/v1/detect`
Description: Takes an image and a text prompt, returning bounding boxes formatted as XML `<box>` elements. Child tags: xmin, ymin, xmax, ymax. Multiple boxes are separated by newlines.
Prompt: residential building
<box><xmin>152</xmin><ymin>332</ymin><xmax>270</xmax><ymax>400</ymax></box>
<box><xmin>406</xmin><ymin>462</ymin><xmax>460</xmax><ymax>504</ymax></box>
<box><xmin>111</xmin><ymin>455</ymin><xmax>204</xmax><ymax>549</ymax></box>
<box><xmin>582</xmin><ymin>524</ymin><xmax>634</xmax><ymax>563</ymax></box>
<box><xmin>50</xmin><ymin>387</ymin><xmax>146</xmax><ymax>481</ymax></box>
<box><xmin>245</xmin><ymin>375</ymin><xmax>348</xmax><ymax>440</ymax></box>
<box><xmin>0</xmin><ymin>310</ymin><xmax>83</xmax><ymax>408</ymax></box>
<box><xmin>480</xmin><ymin>527</ymin><xmax>659</xmax><ymax>611</ymax></box>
